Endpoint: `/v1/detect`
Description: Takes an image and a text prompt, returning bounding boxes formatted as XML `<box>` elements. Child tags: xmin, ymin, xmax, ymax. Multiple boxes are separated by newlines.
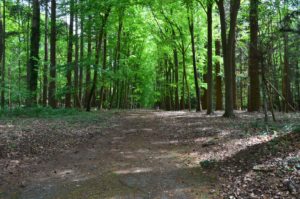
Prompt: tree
<box><xmin>216</xmin><ymin>0</ymin><xmax>241</xmax><ymax>117</ymax></box>
<box><xmin>86</xmin><ymin>7</ymin><xmax>111</xmax><ymax>112</ymax></box>
<box><xmin>206</xmin><ymin>0</ymin><xmax>213</xmax><ymax>114</ymax></box>
<box><xmin>43</xmin><ymin>0</ymin><xmax>49</xmax><ymax>106</ymax></box>
<box><xmin>215</xmin><ymin>40</ymin><xmax>223</xmax><ymax>110</ymax></box>
<box><xmin>248</xmin><ymin>0</ymin><xmax>260</xmax><ymax>112</ymax></box>
<box><xmin>28</xmin><ymin>0</ymin><xmax>41</xmax><ymax>105</ymax></box>
<box><xmin>65</xmin><ymin>0</ymin><xmax>74</xmax><ymax>108</ymax></box>
<box><xmin>0</xmin><ymin>0</ymin><xmax>5</xmax><ymax>109</ymax></box>
<box><xmin>187</xmin><ymin>1</ymin><xmax>202</xmax><ymax>112</ymax></box>
<box><xmin>74</xmin><ymin>1</ymin><xmax>80</xmax><ymax>108</ymax></box>
<box><xmin>49</xmin><ymin>0</ymin><xmax>57</xmax><ymax>108</ymax></box>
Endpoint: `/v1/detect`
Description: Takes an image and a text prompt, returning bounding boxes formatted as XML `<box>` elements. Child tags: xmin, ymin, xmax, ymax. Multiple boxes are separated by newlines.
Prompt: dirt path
<box><xmin>2</xmin><ymin>111</ymin><xmax>219</xmax><ymax>199</ymax></box>
<box><xmin>1</xmin><ymin>110</ymin><xmax>299</xmax><ymax>199</ymax></box>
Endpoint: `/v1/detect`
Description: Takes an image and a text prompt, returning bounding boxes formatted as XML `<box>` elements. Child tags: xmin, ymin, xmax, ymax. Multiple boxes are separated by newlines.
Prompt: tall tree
<box><xmin>187</xmin><ymin>2</ymin><xmax>202</xmax><ymax>112</ymax></box>
<box><xmin>0</xmin><ymin>0</ymin><xmax>5</xmax><ymax>109</ymax></box>
<box><xmin>43</xmin><ymin>0</ymin><xmax>49</xmax><ymax>106</ymax></box>
<box><xmin>85</xmin><ymin>15</ymin><xmax>92</xmax><ymax>108</ymax></box>
<box><xmin>206</xmin><ymin>0</ymin><xmax>213</xmax><ymax>114</ymax></box>
<box><xmin>28</xmin><ymin>0</ymin><xmax>41</xmax><ymax>105</ymax></box>
<box><xmin>248</xmin><ymin>0</ymin><xmax>260</xmax><ymax>112</ymax></box>
<box><xmin>65</xmin><ymin>0</ymin><xmax>74</xmax><ymax>108</ymax></box>
<box><xmin>49</xmin><ymin>0</ymin><xmax>56</xmax><ymax>108</ymax></box>
<box><xmin>215</xmin><ymin>40</ymin><xmax>223</xmax><ymax>110</ymax></box>
<box><xmin>86</xmin><ymin>8</ymin><xmax>111</xmax><ymax>112</ymax></box>
<box><xmin>74</xmin><ymin>2</ymin><xmax>80</xmax><ymax>108</ymax></box>
<box><xmin>216</xmin><ymin>0</ymin><xmax>240</xmax><ymax>117</ymax></box>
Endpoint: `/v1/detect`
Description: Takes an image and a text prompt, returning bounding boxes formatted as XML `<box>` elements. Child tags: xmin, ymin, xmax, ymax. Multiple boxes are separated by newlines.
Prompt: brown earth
<box><xmin>0</xmin><ymin>110</ymin><xmax>299</xmax><ymax>199</ymax></box>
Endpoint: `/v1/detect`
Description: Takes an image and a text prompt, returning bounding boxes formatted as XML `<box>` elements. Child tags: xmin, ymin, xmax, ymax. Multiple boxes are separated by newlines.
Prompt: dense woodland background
<box><xmin>0</xmin><ymin>0</ymin><xmax>299</xmax><ymax>116</ymax></box>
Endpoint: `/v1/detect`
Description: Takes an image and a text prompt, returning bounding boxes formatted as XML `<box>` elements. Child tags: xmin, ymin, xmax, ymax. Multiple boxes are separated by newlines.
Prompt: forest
<box><xmin>0</xmin><ymin>0</ymin><xmax>299</xmax><ymax>198</ymax></box>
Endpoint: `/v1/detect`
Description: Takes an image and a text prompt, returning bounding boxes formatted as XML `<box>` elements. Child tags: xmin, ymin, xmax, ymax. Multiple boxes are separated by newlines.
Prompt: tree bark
<box><xmin>86</xmin><ymin>8</ymin><xmax>110</xmax><ymax>112</ymax></box>
<box><xmin>28</xmin><ymin>0</ymin><xmax>40</xmax><ymax>105</ymax></box>
<box><xmin>79</xmin><ymin>11</ymin><xmax>84</xmax><ymax>103</ymax></box>
<box><xmin>207</xmin><ymin>1</ymin><xmax>213</xmax><ymax>114</ymax></box>
<box><xmin>85</xmin><ymin>16</ymin><xmax>92</xmax><ymax>108</ymax></box>
<box><xmin>282</xmin><ymin>32</ymin><xmax>292</xmax><ymax>112</ymax></box>
<box><xmin>74</xmin><ymin>4</ymin><xmax>80</xmax><ymax>108</ymax></box>
<box><xmin>65</xmin><ymin>0</ymin><xmax>74</xmax><ymax>108</ymax></box>
<box><xmin>49</xmin><ymin>0</ymin><xmax>56</xmax><ymax>108</ymax></box>
<box><xmin>215</xmin><ymin>40</ymin><xmax>223</xmax><ymax>110</ymax></box>
<box><xmin>188</xmin><ymin>14</ymin><xmax>202</xmax><ymax>112</ymax></box>
<box><xmin>99</xmin><ymin>31</ymin><xmax>107</xmax><ymax>109</ymax></box>
<box><xmin>248</xmin><ymin>0</ymin><xmax>260</xmax><ymax>112</ymax></box>
<box><xmin>43</xmin><ymin>0</ymin><xmax>49</xmax><ymax>106</ymax></box>
<box><xmin>0</xmin><ymin>0</ymin><xmax>5</xmax><ymax>109</ymax></box>
<box><xmin>217</xmin><ymin>0</ymin><xmax>240</xmax><ymax>117</ymax></box>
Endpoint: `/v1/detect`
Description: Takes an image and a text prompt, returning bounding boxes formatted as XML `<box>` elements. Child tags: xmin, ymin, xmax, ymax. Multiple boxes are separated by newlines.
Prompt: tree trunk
<box><xmin>180</xmin><ymin>45</ymin><xmax>186</xmax><ymax>110</ymax></box>
<box><xmin>172</xmin><ymin>30</ymin><xmax>179</xmax><ymax>110</ymax></box>
<box><xmin>43</xmin><ymin>0</ymin><xmax>49</xmax><ymax>106</ymax></box>
<box><xmin>99</xmin><ymin>31</ymin><xmax>107</xmax><ymax>109</ymax></box>
<box><xmin>207</xmin><ymin>1</ymin><xmax>213</xmax><ymax>114</ymax></box>
<box><xmin>217</xmin><ymin>0</ymin><xmax>240</xmax><ymax>117</ymax></box>
<box><xmin>85</xmin><ymin>16</ymin><xmax>92</xmax><ymax>108</ymax></box>
<box><xmin>173</xmin><ymin>47</ymin><xmax>179</xmax><ymax>111</ymax></box>
<box><xmin>79</xmin><ymin>12</ymin><xmax>84</xmax><ymax>103</ymax></box>
<box><xmin>248</xmin><ymin>0</ymin><xmax>260</xmax><ymax>112</ymax></box>
<box><xmin>110</xmin><ymin>12</ymin><xmax>123</xmax><ymax>109</ymax></box>
<box><xmin>49</xmin><ymin>0</ymin><xmax>56</xmax><ymax>108</ymax></box>
<box><xmin>188</xmin><ymin>15</ymin><xmax>202</xmax><ymax>112</ymax></box>
<box><xmin>65</xmin><ymin>0</ymin><xmax>74</xmax><ymax>108</ymax></box>
<box><xmin>282</xmin><ymin>32</ymin><xmax>292</xmax><ymax>112</ymax></box>
<box><xmin>232</xmin><ymin>38</ymin><xmax>237</xmax><ymax>109</ymax></box>
<box><xmin>28</xmin><ymin>0</ymin><xmax>40</xmax><ymax>105</ymax></box>
<box><xmin>86</xmin><ymin>8</ymin><xmax>110</xmax><ymax>112</ymax></box>
<box><xmin>74</xmin><ymin>5</ymin><xmax>80</xmax><ymax>108</ymax></box>
<box><xmin>0</xmin><ymin>0</ymin><xmax>5</xmax><ymax>109</ymax></box>
<box><xmin>215</xmin><ymin>40</ymin><xmax>223</xmax><ymax>110</ymax></box>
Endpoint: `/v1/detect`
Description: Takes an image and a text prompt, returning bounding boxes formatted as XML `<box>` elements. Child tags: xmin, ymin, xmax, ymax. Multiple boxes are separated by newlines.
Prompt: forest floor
<box><xmin>0</xmin><ymin>110</ymin><xmax>299</xmax><ymax>199</ymax></box>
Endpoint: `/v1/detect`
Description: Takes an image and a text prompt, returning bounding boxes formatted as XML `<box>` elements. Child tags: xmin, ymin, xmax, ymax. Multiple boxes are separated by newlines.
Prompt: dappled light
<box><xmin>0</xmin><ymin>110</ymin><xmax>299</xmax><ymax>198</ymax></box>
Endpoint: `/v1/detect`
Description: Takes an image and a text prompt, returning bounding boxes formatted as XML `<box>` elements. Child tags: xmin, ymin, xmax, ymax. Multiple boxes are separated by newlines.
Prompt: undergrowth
<box><xmin>0</xmin><ymin>107</ymin><xmax>114</xmax><ymax>124</ymax></box>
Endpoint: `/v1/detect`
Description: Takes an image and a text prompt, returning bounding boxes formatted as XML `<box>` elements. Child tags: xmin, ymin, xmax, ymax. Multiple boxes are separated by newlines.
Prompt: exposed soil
<box><xmin>0</xmin><ymin>110</ymin><xmax>299</xmax><ymax>199</ymax></box>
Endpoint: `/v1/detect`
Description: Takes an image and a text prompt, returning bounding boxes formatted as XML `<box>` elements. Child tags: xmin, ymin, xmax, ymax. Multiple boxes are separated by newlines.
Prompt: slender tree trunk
<box><xmin>207</xmin><ymin>1</ymin><xmax>213</xmax><ymax>114</ymax></box>
<box><xmin>0</xmin><ymin>0</ymin><xmax>5</xmax><ymax>109</ymax></box>
<box><xmin>188</xmin><ymin>15</ymin><xmax>202</xmax><ymax>112</ymax></box>
<box><xmin>217</xmin><ymin>0</ymin><xmax>240</xmax><ymax>117</ymax></box>
<box><xmin>215</xmin><ymin>40</ymin><xmax>223</xmax><ymax>110</ymax></box>
<box><xmin>232</xmin><ymin>38</ymin><xmax>237</xmax><ymax>109</ymax></box>
<box><xmin>17</xmin><ymin>0</ymin><xmax>22</xmax><ymax>106</ymax></box>
<box><xmin>85</xmin><ymin>16</ymin><xmax>92</xmax><ymax>108</ymax></box>
<box><xmin>110</xmin><ymin>12</ymin><xmax>123</xmax><ymax>109</ymax></box>
<box><xmin>74</xmin><ymin>5</ymin><xmax>80</xmax><ymax>108</ymax></box>
<box><xmin>86</xmin><ymin>8</ymin><xmax>110</xmax><ymax>112</ymax></box>
<box><xmin>43</xmin><ymin>0</ymin><xmax>49</xmax><ymax>106</ymax></box>
<box><xmin>79</xmin><ymin>13</ymin><xmax>84</xmax><ymax>103</ymax></box>
<box><xmin>172</xmin><ymin>30</ymin><xmax>179</xmax><ymax>110</ymax></box>
<box><xmin>173</xmin><ymin>47</ymin><xmax>179</xmax><ymax>110</ymax></box>
<box><xmin>180</xmin><ymin>46</ymin><xmax>186</xmax><ymax>110</ymax></box>
<box><xmin>99</xmin><ymin>31</ymin><xmax>107</xmax><ymax>109</ymax></box>
<box><xmin>248</xmin><ymin>0</ymin><xmax>260</xmax><ymax>112</ymax></box>
<box><xmin>65</xmin><ymin>0</ymin><xmax>74</xmax><ymax>108</ymax></box>
<box><xmin>282</xmin><ymin>32</ymin><xmax>292</xmax><ymax>112</ymax></box>
<box><xmin>28</xmin><ymin>0</ymin><xmax>40</xmax><ymax>105</ymax></box>
<box><xmin>49</xmin><ymin>0</ymin><xmax>56</xmax><ymax>108</ymax></box>
<box><xmin>183</xmin><ymin>51</ymin><xmax>191</xmax><ymax>111</ymax></box>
